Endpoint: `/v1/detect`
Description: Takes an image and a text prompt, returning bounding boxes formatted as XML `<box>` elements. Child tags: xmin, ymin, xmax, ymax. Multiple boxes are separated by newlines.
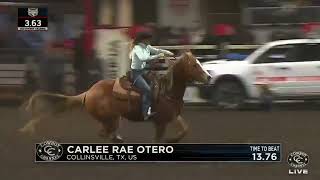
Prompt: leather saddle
<box><xmin>112</xmin><ymin>74</ymin><xmax>141</xmax><ymax>100</ymax></box>
<box><xmin>112</xmin><ymin>70</ymin><xmax>161</xmax><ymax>101</ymax></box>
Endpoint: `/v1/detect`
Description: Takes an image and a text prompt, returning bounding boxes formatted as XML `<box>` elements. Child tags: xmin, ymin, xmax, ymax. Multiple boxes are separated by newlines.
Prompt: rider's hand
<box><xmin>158</xmin><ymin>53</ymin><xmax>165</xmax><ymax>58</ymax></box>
<box><xmin>167</xmin><ymin>52</ymin><xmax>174</xmax><ymax>56</ymax></box>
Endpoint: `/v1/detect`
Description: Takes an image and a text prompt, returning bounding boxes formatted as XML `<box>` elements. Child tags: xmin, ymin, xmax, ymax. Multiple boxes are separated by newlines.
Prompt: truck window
<box><xmin>253</xmin><ymin>44</ymin><xmax>298</xmax><ymax>64</ymax></box>
<box><xmin>294</xmin><ymin>44</ymin><xmax>320</xmax><ymax>62</ymax></box>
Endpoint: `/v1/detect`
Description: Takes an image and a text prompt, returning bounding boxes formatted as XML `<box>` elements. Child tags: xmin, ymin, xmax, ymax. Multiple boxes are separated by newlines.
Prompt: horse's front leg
<box><xmin>152</xmin><ymin>122</ymin><xmax>168</xmax><ymax>143</ymax></box>
<box><xmin>98</xmin><ymin>116</ymin><xmax>124</xmax><ymax>143</ymax></box>
<box><xmin>165</xmin><ymin>115</ymin><xmax>189</xmax><ymax>143</ymax></box>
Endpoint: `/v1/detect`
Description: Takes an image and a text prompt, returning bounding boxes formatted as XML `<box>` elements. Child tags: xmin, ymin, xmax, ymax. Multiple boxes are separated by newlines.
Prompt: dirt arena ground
<box><xmin>0</xmin><ymin>104</ymin><xmax>319</xmax><ymax>180</ymax></box>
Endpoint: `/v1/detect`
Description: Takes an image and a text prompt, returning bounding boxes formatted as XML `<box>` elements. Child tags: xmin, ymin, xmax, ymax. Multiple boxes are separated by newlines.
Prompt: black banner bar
<box><xmin>35</xmin><ymin>142</ymin><xmax>281</xmax><ymax>162</ymax></box>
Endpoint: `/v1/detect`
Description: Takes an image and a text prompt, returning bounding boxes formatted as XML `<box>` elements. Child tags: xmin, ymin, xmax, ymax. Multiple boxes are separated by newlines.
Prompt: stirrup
<box><xmin>144</xmin><ymin>112</ymin><xmax>157</xmax><ymax>121</ymax></box>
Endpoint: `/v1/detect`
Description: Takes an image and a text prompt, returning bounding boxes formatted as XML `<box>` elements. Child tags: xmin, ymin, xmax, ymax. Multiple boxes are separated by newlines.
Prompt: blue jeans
<box><xmin>132</xmin><ymin>69</ymin><xmax>151</xmax><ymax>116</ymax></box>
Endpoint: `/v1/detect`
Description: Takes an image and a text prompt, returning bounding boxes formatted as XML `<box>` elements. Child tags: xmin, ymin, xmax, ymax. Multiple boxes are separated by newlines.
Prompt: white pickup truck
<box><xmin>201</xmin><ymin>39</ymin><xmax>320</xmax><ymax>108</ymax></box>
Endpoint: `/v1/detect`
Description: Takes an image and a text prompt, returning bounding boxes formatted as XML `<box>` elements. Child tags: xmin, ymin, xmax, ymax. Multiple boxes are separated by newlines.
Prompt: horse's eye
<box><xmin>193</xmin><ymin>64</ymin><xmax>197</xmax><ymax>67</ymax></box>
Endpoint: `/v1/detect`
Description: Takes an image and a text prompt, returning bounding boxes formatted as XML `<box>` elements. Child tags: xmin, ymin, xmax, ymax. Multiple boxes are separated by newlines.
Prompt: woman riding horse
<box><xmin>130</xmin><ymin>31</ymin><xmax>174</xmax><ymax>120</ymax></box>
<box><xmin>19</xmin><ymin>48</ymin><xmax>212</xmax><ymax>143</ymax></box>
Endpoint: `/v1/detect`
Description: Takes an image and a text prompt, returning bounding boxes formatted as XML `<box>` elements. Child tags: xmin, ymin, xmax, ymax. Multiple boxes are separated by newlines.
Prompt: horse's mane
<box><xmin>159</xmin><ymin>52</ymin><xmax>190</xmax><ymax>95</ymax></box>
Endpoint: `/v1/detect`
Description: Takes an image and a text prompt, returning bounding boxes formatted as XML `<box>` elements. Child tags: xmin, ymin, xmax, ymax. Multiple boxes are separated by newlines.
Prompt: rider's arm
<box><xmin>134</xmin><ymin>45</ymin><xmax>162</xmax><ymax>62</ymax></box>
<box><xmin>147</xmin><ymin>45</ymin><xmax>174</xmax><ymax>56</ymax></box>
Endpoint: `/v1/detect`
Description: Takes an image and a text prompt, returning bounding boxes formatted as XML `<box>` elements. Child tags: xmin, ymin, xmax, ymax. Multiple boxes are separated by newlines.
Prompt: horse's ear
<box><xmin>176</xmin><ymin>49</ymin><xmax>190</xmax><ymax>59</ymax></box>
<box><xmin>178</xmin><ymin>49</ymin><xmax>191</xmax><ymax>54</ymax></box>
<box><xmin>175</xmin><ymin>53</ymin><xmax>185</xmax><ymax>60</ymax></box>
<box><xmin>186</xmin><ymin>51</ymin><xmax>193</xmax><ymax>56</ymax></box>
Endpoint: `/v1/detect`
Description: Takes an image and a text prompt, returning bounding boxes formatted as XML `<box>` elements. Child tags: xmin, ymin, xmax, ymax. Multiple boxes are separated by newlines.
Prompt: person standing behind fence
<box><xmin>73</xmin><ymin>32</ymin><xmax>89</xmax><ymax>92</ymax></box>
<box><xmin>212</xmin><ymin>24</ymin><xmax>235</xmax><ymax>58</ymax></box>
<box><xmin>39</xmin><ymin>41</ymin><xmax>66</xmax><ymax>93</ymax></box>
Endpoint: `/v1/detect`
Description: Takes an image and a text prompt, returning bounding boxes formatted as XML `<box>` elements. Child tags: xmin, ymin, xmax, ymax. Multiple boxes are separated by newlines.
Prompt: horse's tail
<box><xmin>25</xmin><ymin>91</ymin><xmax>86</xmax><ymax>113</ymax></box>
<box><xmin>18</xmin><ymin>91</ymin><xmax>86</xmax><ymax>135</ymax></box>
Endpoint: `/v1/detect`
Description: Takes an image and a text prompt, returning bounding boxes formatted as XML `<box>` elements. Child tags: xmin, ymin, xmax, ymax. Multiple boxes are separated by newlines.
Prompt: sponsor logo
<box><xmin>288</xmin><ymin>151</ymin><xmax>309</xmax><ymax>175</ymax></box>
<box><xmin>28</xmin><ymin>8</ymin><xmax>38</xmax><ymax>17</ymax></box>
<box><xmin>36</xmin><ymin>140</ymin><xmax>63</xmax><ymax>161</ymax></box>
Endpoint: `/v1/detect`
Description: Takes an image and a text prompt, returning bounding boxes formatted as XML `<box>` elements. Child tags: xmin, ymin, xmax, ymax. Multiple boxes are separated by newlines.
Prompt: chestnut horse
<box><xmin>19</xmin><ymin>51</ymin><xmax>211</xmax><ymax>143</ymax></box>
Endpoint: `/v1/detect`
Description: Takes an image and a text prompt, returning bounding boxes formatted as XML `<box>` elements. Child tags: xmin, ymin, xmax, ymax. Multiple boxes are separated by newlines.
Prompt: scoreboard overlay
<box><xmin>35</xmin><ymin>141</ymin><xmax>282</xmax><ymax>162</ymax></box>
<box><xmin>17</xmin><ymin>7</ymin><xmax>48</xmax><ymax>31</ymax></box>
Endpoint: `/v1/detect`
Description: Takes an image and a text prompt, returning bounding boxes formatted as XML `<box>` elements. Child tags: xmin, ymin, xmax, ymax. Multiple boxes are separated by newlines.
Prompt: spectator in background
<box><xmin>202</xmin><ymin>29</ymin><xmax>217</xmax><ymax>45</ymax></box>
<box><xmin>39</xmin><ymin>41</ymin><xmax>66</xmax><ymax>93</ymax></box>
<box><xmin>157</xmin><ymin>26</ymin><xmax>171</xmax><ymax>45</ymax></box>
<box><xmin>270</xmin><ymin>30</ymin><xmax>301</xmax><ymax>41</ymax></box>
<box><xmin>189</xmin><ymin>22</ymin><xmax>206</xmax><ymax>44</ymax></box>
<box><xmin>0</xmin><ymin>16</ymin><xmax>26</xmax><ymax>48</ymax></box>
<box><xmin>232</xmin><ymin>25</ymin><xmax>255</xmax><ymax>44</ymax></box>
<box><xmin>212</xmin><ymin>23</ymin><xmax>236</xmax><ymax>58</ymax></box>
<box><xmin>144</xmin><ymin>22</ymin><xmax>159</xmax><ymax>44</ymax></box>
<box><xmin>73</xmin><ymin>32</ymin><xmax>89</xmax><ymax>93</ymax></box>
<box><xmin>312</xmin><ymin>0</ymin><xmax>320</xmax><ymax>6</ymax></box>
<box><xmin>167</xmin><ymin>27</ymin><xmax>182</xmax><ymax>45</ymax></box>
<box><xmin>64</xmin><ymin>39</ymin><xmax>75</xmax><ymax>59</ymax></box>
<box><xmin>302</xmin><ymin>22</ymin><xmax>320</xmax><ymax>38</ymax></box>
<box><xmin>179</xmin><ymin>27</ymin><xmax>190</xmax><ymax>44</ymax></box>
<box><xmin>257</xmin><ymin>83</ymin><xmax>273</xmax><ymax>111</ymax></box>
<box><xmin>0</xmin><ymin>28</ymin><xmax>10</xmax><ymax>48</ymax></box>
<box><xmin>127</xmin><ymin>24</ymin><xmax>150</xmax><ymax>40</ymax></box>
<box><xmin>212</xmin><ymin>23</ymin><xmax>235</xmax><ymax>46</ymax></box>
<box><xmin>0</xmin><ymin>15</ymin><xmax>9</xmax><ymax>48</ymax></box>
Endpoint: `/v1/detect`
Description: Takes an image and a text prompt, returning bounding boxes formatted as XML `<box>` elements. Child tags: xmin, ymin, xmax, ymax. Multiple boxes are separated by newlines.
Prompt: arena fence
<box><xmin>155</xmin><ymin>45</ymin><xmax>260</xmax><ymax>50</ymax></box>
<box><xmin>0</xmin><ymin>49</ymin><xmax>76</xmax><ymax>101</ymax></box>
<box><xmin>0</xmin><ymin>45</ymin><xmax>261</xmax><ymax>101</ymax></box>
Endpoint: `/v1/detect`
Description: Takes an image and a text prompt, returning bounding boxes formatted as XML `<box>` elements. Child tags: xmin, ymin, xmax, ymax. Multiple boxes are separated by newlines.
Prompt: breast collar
<box><xmin>165</xmin><ymin>94</ymin><xmax>183</xmax><ymax>104</ymax></box>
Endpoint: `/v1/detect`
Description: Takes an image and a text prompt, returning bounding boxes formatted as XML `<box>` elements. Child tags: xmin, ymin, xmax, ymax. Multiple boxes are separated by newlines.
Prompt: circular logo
<box><xmin>36</xmin><ymin>140</ymin><xmax>63</xmax><ymax>161</ymax></box>
<box><xmin>287</xmin><ymin>151</ymin><xmax>309</xmax><ymax>168</ymax></box>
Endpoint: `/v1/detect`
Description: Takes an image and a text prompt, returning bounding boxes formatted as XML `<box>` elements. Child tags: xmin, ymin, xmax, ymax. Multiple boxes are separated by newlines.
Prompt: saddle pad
<box><xmin>112</xmin><ymin>78</ymin><xmax>140</xmax><ymax>99</ymax></box>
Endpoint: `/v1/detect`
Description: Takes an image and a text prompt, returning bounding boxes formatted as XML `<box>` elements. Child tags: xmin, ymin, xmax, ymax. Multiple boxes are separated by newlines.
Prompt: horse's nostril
<box><xmin>207</xmin><ymin>75</ymin><xmax>211</xmax><ymax>81</ymax></box>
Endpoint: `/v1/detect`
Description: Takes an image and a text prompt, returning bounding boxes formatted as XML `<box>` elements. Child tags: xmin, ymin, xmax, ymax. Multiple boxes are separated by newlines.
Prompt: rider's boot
<box><xmin>144</xmin><ymin>107</ymin><xmax>157</xmax><ymax>121</ymax></box>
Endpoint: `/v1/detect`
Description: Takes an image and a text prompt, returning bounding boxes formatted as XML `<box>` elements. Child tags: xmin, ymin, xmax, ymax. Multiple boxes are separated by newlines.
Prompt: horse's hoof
<box><xmin>17</xmin><ymin>127</ymin><xmax>35</xmax><ymax>136</ymax></box>
<box><xmin>111</xmin><ymin>135</ymin><xmax>124</xmax><ymax>143</ymax></box>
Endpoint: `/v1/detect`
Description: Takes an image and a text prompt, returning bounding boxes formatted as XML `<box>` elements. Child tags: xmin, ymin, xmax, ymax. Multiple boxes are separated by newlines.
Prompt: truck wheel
<box><xmin>211</xmin><ymin>80</ymin><xmax>246</xmax><ymax>110</ymax></box>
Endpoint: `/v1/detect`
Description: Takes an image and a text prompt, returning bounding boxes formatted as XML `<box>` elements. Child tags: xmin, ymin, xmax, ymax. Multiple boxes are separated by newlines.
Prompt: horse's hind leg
<box><xmin>165</xmin><ymin>115</ymin><xmax>189</xmax><ymax>143</ymax></box>
<box><xmin>18</xmin><ymin>112</ymin><xmax>50</xmax><ymax>135</ymax></box>
<box><xmin>18</xmin><ymin>116</ymin><xmax>41</xmax><ymax>135</ymax></box>
<box><xmin>152</xmin><ymin>122</ymin><xmax>168</xmax><ymax>143</ymax></box>
<box><xmin>98</xmin><ymin>116</ymin><xmax>124</xmax><ymax>143</ymax></box>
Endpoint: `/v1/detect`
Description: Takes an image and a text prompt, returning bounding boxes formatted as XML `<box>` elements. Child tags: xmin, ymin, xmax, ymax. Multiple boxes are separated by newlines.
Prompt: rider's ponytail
<box><xmin>129</xmin><ymin>40</ymin><xmax>136</xmax><ymax>61</ymax></box>
<box><xmin>129</xmin><ymin>39</ymin><xmax>136</xmax><ymax>52</ymax></box>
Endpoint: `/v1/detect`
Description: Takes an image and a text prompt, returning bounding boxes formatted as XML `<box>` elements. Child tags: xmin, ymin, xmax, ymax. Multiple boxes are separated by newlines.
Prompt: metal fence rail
<box><xmin>244</xmin><ymin>6</ymin><xmax>320</xmax><ymax>26</ymax></box>
<box><xmin>155</xmin><ymin>45</ymin><xmax>261</xmax><ymax>50</ymax></box>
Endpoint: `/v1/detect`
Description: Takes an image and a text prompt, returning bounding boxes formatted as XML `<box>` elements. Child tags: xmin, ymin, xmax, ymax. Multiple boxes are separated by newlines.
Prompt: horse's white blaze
<box><xmin>196</xmin><ymin>59</ymin><xmax>212</xmax><ymax>78</ymax></box>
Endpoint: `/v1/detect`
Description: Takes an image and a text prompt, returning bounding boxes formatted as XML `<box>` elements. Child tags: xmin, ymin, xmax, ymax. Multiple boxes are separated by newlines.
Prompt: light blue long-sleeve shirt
<box><xmin>130</xmin><ymin>43</ymin><xmax>172</xmax><ymax>70</ymax></box>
